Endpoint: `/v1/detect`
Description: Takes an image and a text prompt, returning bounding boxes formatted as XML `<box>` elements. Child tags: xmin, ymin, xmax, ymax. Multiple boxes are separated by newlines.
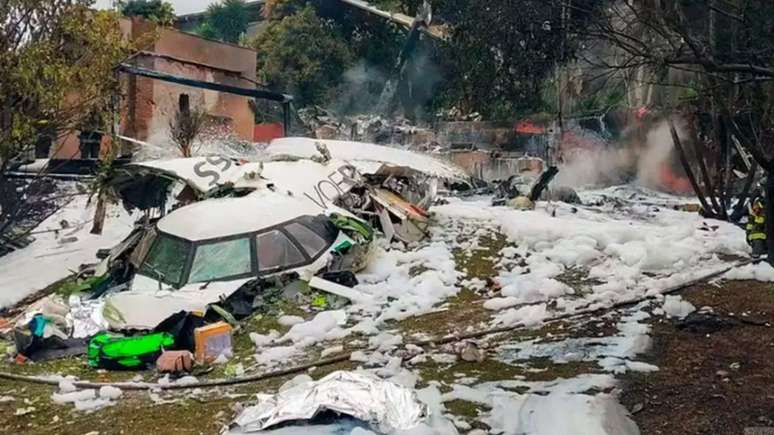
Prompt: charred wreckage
<box><xmin>8</xmin><ymin>138</ymin><xmax>481</xmax><ymax>367</ymax></box>
<box><xmin>6</xmin><ymin>134</ymin><xmax>578</xmax><ymax>376</ymax></box>
<box><xmin>2</xmin><ymin>135</ymin><xmax>583</xmax><ymax>433</ymax></box>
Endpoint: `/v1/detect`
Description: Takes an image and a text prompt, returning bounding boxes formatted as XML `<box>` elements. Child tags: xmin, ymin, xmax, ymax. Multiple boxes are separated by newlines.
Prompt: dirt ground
<box><xmin>620</xmin><ymin>279</ymin><xmax>774</xmax><ymax>435</ymax></box>
<box><xmin>3</xmin><ymin>221</ymin><xmax>774</xmax><ymax>435</ymax></box>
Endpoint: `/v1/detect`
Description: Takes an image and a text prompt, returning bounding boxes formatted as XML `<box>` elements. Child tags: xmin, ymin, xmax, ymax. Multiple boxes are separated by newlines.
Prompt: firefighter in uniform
<box><xmin>747</xmin><ymin>194</ymin><xmax>767</xmax><ymax>257</ymax></box>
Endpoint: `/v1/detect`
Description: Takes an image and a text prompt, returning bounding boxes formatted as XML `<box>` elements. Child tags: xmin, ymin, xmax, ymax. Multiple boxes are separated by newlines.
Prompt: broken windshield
<box><xmin>256</xmin><ymin>230</ymin><xmax>306</xmax><ymax>272</ymax></box>
<box><xmin>189</xmin><ymin>237</ymin><xmax>253</xmax><ymax>283</ymax></box>
<box><xmin>140</xmin><ymin>235</ymin><xmax>189</xmax><ymax>286</ymax></box>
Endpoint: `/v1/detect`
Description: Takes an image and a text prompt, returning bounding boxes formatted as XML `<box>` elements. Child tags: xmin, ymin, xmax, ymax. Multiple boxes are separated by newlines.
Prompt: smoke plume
<box><xmin>555</xmin><ymin>119</ymin><xmax>692</xmax><ymax>193</ymax></box>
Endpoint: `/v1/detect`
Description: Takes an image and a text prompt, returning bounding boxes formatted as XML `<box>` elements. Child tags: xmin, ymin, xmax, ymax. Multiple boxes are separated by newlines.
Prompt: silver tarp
<box><xmin>231</xmin><ymin>371</ymin><xmax>428</xmax><ymax>433</ymax></box>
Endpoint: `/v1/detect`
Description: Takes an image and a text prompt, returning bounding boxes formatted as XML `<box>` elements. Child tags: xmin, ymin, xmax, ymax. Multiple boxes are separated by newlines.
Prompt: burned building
<box><xmin>52</xmin><ymin>17</ymin><xmax>262</xmax><ymax>160</ymax></box>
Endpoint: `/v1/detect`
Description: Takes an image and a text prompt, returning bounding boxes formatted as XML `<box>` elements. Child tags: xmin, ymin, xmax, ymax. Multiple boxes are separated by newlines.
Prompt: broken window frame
<box><xmin>139</xmin><ymin>233</ymin><xmax>193</xmax><ymax>287</ymax></box>
<box><xmin>284</xmin><ymin>222</ymin><xmax>329</xmax><ymax>259</ymax></box>
<box><xmin>255</xmin><ymin>229</ymin><xmax>307</xmax><ymax>274</ymax></box>
<box><xmin>137</xmin><ymin>214</ymin><xmax>340</xmax><ymax>288</ymax></box>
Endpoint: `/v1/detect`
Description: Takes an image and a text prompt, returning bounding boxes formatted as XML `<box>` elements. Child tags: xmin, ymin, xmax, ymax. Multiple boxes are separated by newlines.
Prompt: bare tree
<box><xmin>576</xmin><ymin>0</ymin><xmax>774</xmax><ymax>259</ymax></box>
<box><xmin>169</xmin><ymin>104</ymin><xmax>209</xmax><ymax>157</ymax></box>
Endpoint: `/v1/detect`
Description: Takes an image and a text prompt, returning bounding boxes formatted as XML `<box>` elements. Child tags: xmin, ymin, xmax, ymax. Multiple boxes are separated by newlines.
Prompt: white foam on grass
<box><xmin>52</xmin><ymin>386</ymin><xmax>120</xmax><ymax>412</ymax></box>
<box><xmin>52</xmin><ymin>389</ymin><xmax>95</xmax><ymax>404</ymax></box>
<box><xmin>496</xmin><ymin>306</ymin><xmax>653</xmax><ymax>374</ymax></box>
<box><xmin>355</xmin><ymin>241</ymin><xmax>461</xmax><ymax>322</ymax></box>
<box><xmin>98</xmin><ymin>386</ymin><xmax>123</xmax><ymax>400</ymax></box>
<box><xmin>254</xmin><ymin>345</ymin><xmax>300</xmax><ymax>368</ymax></box>
<box><xmin>492</xmin><ymin>303</ymin><xmax>549</xmax><ymax>328</ymax></box>
<box><xmin>277</xmin><ymin>315</ymin><xmax>305</xmax><ymax>327</ymax></box>
<box><xmin>723</xmin><ymin>261</ymin><xmax>774</xmax><ymax>282</ymax></box>
<box><xmin>433</xmin><ymin>189</ymin><xmax>747</xmax><ymax>321</ymax></box>
<box><xmin>281</xmin><ymin>310</ymin><xmax>349</xmax><ymax>346</ymax></box>
<box><xmin>662</xmin><ymin>295</ymin><xmax>696</xmax><ymax>319</ymax></box>
<box><xmin>484</xmin><ymin>392</ymin><xmax>638</xmax><ymax>435</ymax></box>
<box><xmin>0</xmin><ymin>194</ymin><xmax>136</xmax><ymax>309</ymax></box>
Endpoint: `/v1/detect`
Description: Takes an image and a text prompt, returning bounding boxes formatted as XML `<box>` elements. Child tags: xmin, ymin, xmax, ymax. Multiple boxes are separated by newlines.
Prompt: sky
<box><xmin>94</xmin><ymin>0</ymin><xmax>217</xmax><ymax>15</ymax></box>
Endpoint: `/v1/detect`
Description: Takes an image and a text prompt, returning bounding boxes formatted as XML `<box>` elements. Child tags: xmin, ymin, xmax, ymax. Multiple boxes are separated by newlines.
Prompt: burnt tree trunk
<box><xmin>90</xmin><ymin>193</ymin><xmax>106</xmax><ymax>235</ymax></box>
<box><xmin>669</xmin><ymin>119</ymin><xmax>715</xmax><ymax>216</ymax></box>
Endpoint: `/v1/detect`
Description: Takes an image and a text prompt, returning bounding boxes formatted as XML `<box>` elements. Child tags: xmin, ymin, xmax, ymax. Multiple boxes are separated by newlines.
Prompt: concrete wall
<box><xmin>447</xmin><ymin>151</ymin><xmax>544</xmax><ymax>182</ymax></box>
<box><xmin>437</xmin><ymin>121</ymin><xmax>515</xmax><ymax>150</ymax></box>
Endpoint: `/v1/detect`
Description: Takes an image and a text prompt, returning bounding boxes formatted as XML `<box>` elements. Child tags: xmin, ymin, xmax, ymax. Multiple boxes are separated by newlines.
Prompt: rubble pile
<box><xmin>297</xmin><ymin>106</ymin><xmax>438</xmax><ymax>148</ymax></box>
<box><xmin>0</xmin><ymin>135</ymin><xmax>651</xmax><ymax>434</ymax></box>
<box><xmin>0</xmin><ymin>137</ymin><xmax>471</xmax><ymax>372</ymax></box>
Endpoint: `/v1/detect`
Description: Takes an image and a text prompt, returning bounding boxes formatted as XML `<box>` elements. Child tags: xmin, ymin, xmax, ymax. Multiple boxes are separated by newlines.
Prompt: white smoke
<box><xmin>554</xmin><ymin>119</ymin><xmax>688</xmax><ymax>191</ymax></box>
<box><xmin>554</xmin><ymin>146</ymin><xmax>635</xmax><ymax>187</ymax></box>
<box><xmin>636</xmin><ymin>120</ymin><xmax>680</xmax><ymax>188</ymax></box>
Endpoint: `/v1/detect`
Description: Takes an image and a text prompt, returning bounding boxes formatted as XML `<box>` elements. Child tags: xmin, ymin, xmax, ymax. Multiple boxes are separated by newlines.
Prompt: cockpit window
<box><xmin>140</xmin><ymin>235</ymin><xmax>189</xmax><ymax>286</ymax></box>
<box><xmin>189</xmin><ymin>237</ymin><xmax>252</xmax><ymax>283</ymax></box>
<box><xmin>255</xmin><ymin>230</ymin><xmax>305</xmax><ymax>272</ymax></box>
<box><xmin>139</xmin><ymin>214</ymin><xmax>343</xmax><ymax>287</ymax></box>
<box><xmin>285</xmin><ymin>222</ymin><xmax>329</xmax><ymax>258</ymax></box>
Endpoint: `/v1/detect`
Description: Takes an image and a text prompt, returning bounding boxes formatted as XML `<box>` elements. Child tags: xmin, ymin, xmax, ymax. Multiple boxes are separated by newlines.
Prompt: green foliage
<box><xmin>0</xmin><ymin>1</ymin><xmax>132</xmax><ymax>167</ymax></box>
<box><xmin>120</xmin><ymin>0</ymin><xmax>175</xmax><ymax>26</ymax></box>
<box><xmin>195</xmin><ymin>21</ymin><xmax>219</xmax><ymax>40</ymax></box>
<box><xmin>250</xmin><ymin>6</ymin><xmax>353</xmax><ymax>106</ymax></box>
<box><xmin>263</xmin><ymin>0</ymin><xmax>403</xmax><ymax>72</ymax></box>
<box><xmin>431</xmin><ymin>0</ymin><xmax>603</xmax><ymax>120</ymax></box>
<box><xmin>202</xmin><ymin>0</ymin><xmax>250</xmax><ymax>43</ymax></box>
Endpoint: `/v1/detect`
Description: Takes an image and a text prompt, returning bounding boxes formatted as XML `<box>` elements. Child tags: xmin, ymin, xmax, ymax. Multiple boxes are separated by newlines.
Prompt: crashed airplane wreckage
<box><xmin>112</xmin><ymin>137</ymin><xmax>470</xmax><ymax>244</ymax></box>
<box><xmin>11</xmin><ymin>138</ymin><xmax>469</xmax><ymax>366</ymax></box>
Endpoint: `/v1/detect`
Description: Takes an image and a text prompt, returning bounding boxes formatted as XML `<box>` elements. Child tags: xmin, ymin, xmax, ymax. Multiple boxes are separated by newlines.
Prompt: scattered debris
<box><xmin>308</xmin><ymin>277</ymin><xmax>373</xmax><ymax>304</ymax></box>
<box><xmin>194</xmin><ymin>322</ymin><xmax>233</xmax><ymax>363</ymax></box>
<box><xmin>87</xmin><ymin>332</ymin><xmax>174</xmax><ymax>370</ymax></box>
<box><xmin>676</xmin><ymin>311</ymin><xmax>742</xmax><ymax>334</ymax></box>
<box><xmin>14</xmin><ymin>406</ymin><xmax>35</xmax><ymax>416</ymax></box>
<box><xmin>156</xmin><ymin>350</ymin><xmax>194</xmax><ymax>374</ymax></box>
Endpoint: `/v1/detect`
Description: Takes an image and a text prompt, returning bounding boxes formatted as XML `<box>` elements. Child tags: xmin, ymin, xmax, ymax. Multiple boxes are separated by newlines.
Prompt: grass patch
<box><xmin>445</xmin><ymin>399</ymin><xmax>486</xmax><ymax>419</ymax></box>
<box><xmin>555</xmin><ymin>267</ymin><xmax>604</xmax><ymax>292</ymax></box>
<box><xmin>453</xmin><ymin>232</ymin><xmax>510</xmax><ymax>282</ymax></box>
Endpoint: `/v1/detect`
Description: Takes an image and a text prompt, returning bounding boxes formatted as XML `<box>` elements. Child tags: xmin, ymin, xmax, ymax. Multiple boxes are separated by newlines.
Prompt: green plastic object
<box><xmin>88</xmin><ymin>332</ymin><xmax>175</xmax><ymax>370</ymax></box>
<box><xmin>329</xmin><ymin>214</ymin><xmax>374</xmax><ymax>242</ymax></box>
<box><xmin>311</xmin><ymin>293</ymin><xmax>329</xmax><ymax>309</ymax></box>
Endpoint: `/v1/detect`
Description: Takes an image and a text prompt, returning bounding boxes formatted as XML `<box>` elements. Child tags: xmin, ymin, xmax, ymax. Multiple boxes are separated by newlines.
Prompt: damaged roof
<box><xmin>123</xmin><ymin>156</ymin><xmax>253</xmax><ymax>195</ymax></box>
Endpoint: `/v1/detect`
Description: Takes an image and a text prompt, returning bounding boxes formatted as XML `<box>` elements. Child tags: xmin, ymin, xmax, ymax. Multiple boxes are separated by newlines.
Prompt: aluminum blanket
<box><xmin>231</xmin><ymin>371</ymin><xmax>428</xmax><ymax>433</ymax></box>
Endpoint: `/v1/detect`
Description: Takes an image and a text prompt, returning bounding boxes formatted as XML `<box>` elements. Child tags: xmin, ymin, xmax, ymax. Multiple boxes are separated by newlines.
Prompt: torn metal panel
<box><xmin>376</xmin><ymin>204</ymin><xmax>396</xmax><ymax>241</ymax></box>
<box><xmin>231</xmin><ymin>371</ymin><xmax>428</xmax><ymax>433</ymax></box>
<box><xmin>103</xmin><ymin>278</ymin><xmax>252</xmax><ymax>331</ymax></box>
<box><xmin>264</xmin><ymin>138</ymin><xmax>458</xmax><ymax>243</ymax></box>
<box><xmin>114</xmin><ymin>156</ymin><xmax>363</xmax><ymax>213</ymax></box>
<box><xmin>118</xmin><ymin>157</ymin><xmax>261</xmax><ymax>197</ymax></box>
<box><xmin>251</xmin><ymin>159</ymin><xmax>361</xmax><ymax>210</ymax></box>
<box><xmin>370</xmin><ymin>188</ymin><xmax>429</xmax><ymax>243</ymax></box>
<box><xmin>371</xmin><ymin>188</ymin><xmax>429</xmax><ymax>223</ymax></box>
<box><xmin>267</xmin><ymin>137</ymin><xmax>469</xmax><ymax>182</ymax></box>
<box><xmin>308</xmin><ymin>277</ymin><xmax>374</xmax><ymax>304</ymax></box>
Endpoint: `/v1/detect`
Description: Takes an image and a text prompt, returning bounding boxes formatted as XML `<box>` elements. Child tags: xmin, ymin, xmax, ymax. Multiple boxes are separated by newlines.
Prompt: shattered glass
<box><xmin>140</xmin><ymin>236</ymin><xmax>189</xmax><ymax>285</ymax></box>
<box><xmin>189</xmin><ymin>238</ymin><xmax>252</xmax><ymax>283</ymax></box>
<box><xmin>256</xmin><ymin>230</ymin><xmax>305</xmax><ymax>272</ymax></box>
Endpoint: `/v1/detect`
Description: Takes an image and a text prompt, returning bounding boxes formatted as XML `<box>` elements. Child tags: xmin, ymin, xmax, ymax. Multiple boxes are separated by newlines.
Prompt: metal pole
<box><xmin>283</xmin><ymin>102</ymin><xmax>291</xmax><ymax>136</ymax></box>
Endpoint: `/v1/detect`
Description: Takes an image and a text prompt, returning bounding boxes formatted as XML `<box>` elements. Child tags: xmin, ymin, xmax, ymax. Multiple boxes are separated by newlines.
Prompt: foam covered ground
<box><xmin>3</xmin><ymin>184</ymin><xmax>761</xmax><ymax>435</ymax></box>
<box><xmin>0</xmin><ymin>195</ymin><xmax>135</xmax><ymax>309</ymax></box>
